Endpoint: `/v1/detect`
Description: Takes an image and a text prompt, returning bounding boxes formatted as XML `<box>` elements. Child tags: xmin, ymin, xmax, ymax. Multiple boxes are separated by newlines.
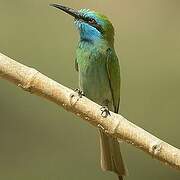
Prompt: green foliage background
<box><xmin>0</xmin><ymin>0</ymin><xmax>179</xmax><ymax>179</ymax></box>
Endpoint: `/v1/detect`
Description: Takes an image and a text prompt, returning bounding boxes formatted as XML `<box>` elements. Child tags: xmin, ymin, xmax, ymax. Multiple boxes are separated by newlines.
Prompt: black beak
<box><xmin>50</xmin><ymin>3</ymin><xmax>83</xmax><ymax>20</ymax></box>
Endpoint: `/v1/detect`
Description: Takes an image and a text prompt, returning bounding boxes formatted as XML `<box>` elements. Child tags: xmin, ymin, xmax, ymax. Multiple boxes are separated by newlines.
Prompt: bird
<box><xmin>50</xmin><ymin>4</ymin><xmax>126</xmax><ymax>180</ymax></box>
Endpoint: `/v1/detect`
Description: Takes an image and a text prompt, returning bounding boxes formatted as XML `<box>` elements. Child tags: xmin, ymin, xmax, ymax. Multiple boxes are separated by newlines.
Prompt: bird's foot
<box><xmin>100</xmin><ymin>106</ymin><xmax>111</xmax><ymax>118</ymax></box>
<box><xmin>69</xmin><ymin>88</ymin><xmax>84</xmax><ymax>106</ymax></box>
<box><xmin>74</xmin><ymin>88</ymin><xmax>84</xmax><ymax>98</ymax></box>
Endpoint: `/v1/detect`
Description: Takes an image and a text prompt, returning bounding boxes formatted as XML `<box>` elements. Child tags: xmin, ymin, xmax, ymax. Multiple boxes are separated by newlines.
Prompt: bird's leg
<box><xmin>74</xmin><ymin>88</ymin><xmax>84</xmax><ymax>98</ymax></box>
<box><xmin>100</xmin><ymin>106</ymin><xmax>111</xmax><ymax>118</ymax></box>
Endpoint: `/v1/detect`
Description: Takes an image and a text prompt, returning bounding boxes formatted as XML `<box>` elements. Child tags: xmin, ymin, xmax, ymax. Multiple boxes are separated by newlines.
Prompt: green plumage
<box><xmin>75</xmin><ymin>10</ymin><xmax>126</xmax><ymax>180</ymax></box>
<box><xmin>76</xmin><ymin>40</ymin><xmax>120</xmax><ymax>113</ymax></box>
<box><xmin>76</xmin><ymin>39</ymin><xmax>126</xmax><ymax>180</ymax></box>
<box><xmin>50</xmin><ymin>4</ymin><xmax>126</xmax><ymax>180</ymax></box>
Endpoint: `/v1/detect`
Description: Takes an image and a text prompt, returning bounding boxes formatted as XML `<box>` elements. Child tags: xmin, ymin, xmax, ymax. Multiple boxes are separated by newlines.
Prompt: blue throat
<box><xmin>80</xmin><ymin>27</ymin><xmax>101</xmax><ymax>42</ymax></box>
<box><xmin>75</xmin><ymin>21</ymin><xmax>102</xmax><ymax>43</ymax></box>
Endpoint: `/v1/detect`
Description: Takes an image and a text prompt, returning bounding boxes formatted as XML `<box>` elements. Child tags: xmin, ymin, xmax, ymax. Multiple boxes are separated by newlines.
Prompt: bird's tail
<box><xmin>99</xmin><ymin>129</ymin><xmax>126</xmax><ymax>180</ymax></box>
<box><xmin>118</xmin><ymin>175</ymin><xmax>124</xmax><ymax>180</ymax></box>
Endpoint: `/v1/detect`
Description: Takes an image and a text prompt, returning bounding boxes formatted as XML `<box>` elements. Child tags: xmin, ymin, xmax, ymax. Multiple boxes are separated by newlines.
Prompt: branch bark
<box><xmin>0</xmin><ymin>52</ymin><xmax>180</xmax><ymax>170</ymax></box>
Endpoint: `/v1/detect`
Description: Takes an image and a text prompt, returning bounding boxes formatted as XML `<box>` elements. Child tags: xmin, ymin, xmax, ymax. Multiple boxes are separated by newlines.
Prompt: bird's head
<box><xmin>50</xmin><ymin>4</ymin><xmax>115</xmax><ymax>45</ymax></box>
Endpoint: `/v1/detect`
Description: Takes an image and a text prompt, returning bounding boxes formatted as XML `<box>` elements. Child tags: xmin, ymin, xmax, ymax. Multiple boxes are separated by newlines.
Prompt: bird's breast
<box><xmin>77</xmin><ymin>47</ymin><xmax>112</xmax><ymax>106</ymax></box>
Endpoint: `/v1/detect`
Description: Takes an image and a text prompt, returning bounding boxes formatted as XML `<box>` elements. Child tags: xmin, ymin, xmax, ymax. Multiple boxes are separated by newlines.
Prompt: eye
<box><xmin>88</xmin><ymin>18</ymin><xmax>96</xmax><ymax>24</ymax></box>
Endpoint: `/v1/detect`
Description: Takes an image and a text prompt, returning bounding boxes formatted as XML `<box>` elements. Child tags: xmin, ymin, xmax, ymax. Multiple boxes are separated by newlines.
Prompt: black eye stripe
<box><xmin>79</xmin><ymin>15</ymin><xmax>103</xmax><ymax>33</ymax></box>
<box><xmin>88</xmin><ymin>18</ymin><xmax>96</xmax><ymax>23</ymax></box>
<box><xmin>84</xmin><ymin>17</ymin><xmax>103</xmax><ymax>33</ymax></box>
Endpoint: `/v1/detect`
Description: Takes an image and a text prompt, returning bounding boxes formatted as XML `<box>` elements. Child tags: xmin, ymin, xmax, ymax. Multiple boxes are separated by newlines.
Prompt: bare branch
<box><xmin>0</xmin><ymin>52</ymin><xmax>180</xmax><ymax>170</ymax></box>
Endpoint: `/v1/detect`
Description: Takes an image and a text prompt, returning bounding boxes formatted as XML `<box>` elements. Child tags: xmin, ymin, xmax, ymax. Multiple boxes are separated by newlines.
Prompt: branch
<box><xmin>0</xmin><ymin>52</ymin><xmax>180</xmax><ymax>170</ymax></box>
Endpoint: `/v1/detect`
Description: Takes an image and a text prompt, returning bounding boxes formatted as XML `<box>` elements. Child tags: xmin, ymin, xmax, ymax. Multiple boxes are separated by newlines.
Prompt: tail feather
<box><xmin>99</xmin><ymin>129</ymin><xmax>126</xmax><ymax>179</ymax></box>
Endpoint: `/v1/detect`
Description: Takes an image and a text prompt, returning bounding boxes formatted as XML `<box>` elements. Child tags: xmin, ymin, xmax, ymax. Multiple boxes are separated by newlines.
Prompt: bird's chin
<box><xmin>74</xmin><ymin>19</ymin><xmax>85</xmax><ymax>30</ymax></box>
<box><xmin>74</xmin><ymin>20</ymin><xmax>101</xmax><ymax>41</ymax></box>
<box><xmin>74</xmin><ymin>19</ymin><xmax>80</xmax><ymax>29</ymax></box>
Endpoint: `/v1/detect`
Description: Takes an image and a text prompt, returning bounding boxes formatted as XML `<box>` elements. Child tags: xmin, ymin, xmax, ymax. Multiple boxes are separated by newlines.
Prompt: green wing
<box><xmin>106</xmin><ymin>48</ymin><xmax>121</xmax><ymax>113</ymax></box>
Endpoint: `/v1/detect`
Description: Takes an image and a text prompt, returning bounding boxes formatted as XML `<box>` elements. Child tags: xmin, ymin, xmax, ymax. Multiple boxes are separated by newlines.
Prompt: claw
<box><xmin>98</xmin><ymin>124</ymin><xmax>105</xmax><ymax>130</ymax></box>
<box><xmin>70</xmin><ymin>88</ymin><xmax>84</xmax><ymax>106</ymax></box>
<box><xmin>100</xmin><ymin>106</ymin><xmax>111</xmax><ymax>118</ymax></box>
<box><xmin>74</xmin><ymin>88</ymin><xmax>84</xmax><ymax>98</ymax></box>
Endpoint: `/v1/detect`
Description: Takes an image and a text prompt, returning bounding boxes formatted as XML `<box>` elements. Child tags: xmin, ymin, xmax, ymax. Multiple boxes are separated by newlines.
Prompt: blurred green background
<box><xmin>0</xmin><ymin>0</ymin><xmax>180</xmax><ymax>179</ymax></box>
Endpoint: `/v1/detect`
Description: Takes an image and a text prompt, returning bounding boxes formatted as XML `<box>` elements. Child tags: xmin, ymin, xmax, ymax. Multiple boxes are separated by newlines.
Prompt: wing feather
<box><xmin>106</xmin><ymin>48</ymin><xmax>121</xmax><ymax>113</ymax></box>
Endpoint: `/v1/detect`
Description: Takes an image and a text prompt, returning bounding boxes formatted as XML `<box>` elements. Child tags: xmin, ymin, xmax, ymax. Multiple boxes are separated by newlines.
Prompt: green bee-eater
<box><xmin>50</xmin><ymin>4</ymin><xmax>126</xmax><ymax>180</ymax></box>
